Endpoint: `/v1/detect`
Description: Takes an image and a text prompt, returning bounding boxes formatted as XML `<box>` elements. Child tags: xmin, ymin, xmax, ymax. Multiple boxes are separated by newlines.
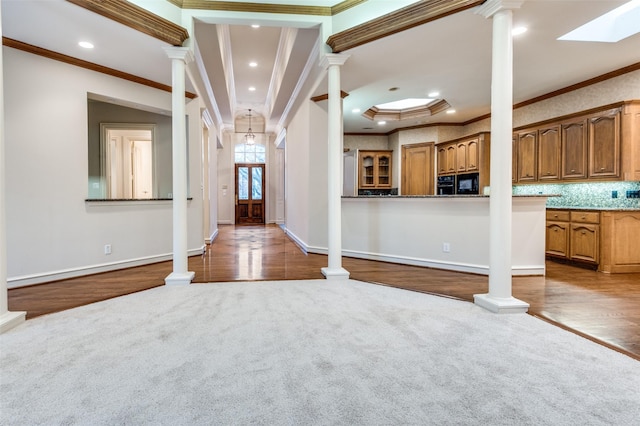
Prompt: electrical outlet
<box><xmin>104</xmin><ymin>244</ymin><xmax>112</xmax><ymax>255</ymax></box>
<box><xmin>612</xmin><ymin>190</ymin><xmax>618</xmax><ymax>199</ymax></box>
<box><xmin>442</xmin><ymin>243</ymin><xmax>450</xmax><ymax>253</ymax></box>
<box><xmin>626</xmin><ymin>190</ymin><xmax>640</xmax><ymax>199</ymax></box>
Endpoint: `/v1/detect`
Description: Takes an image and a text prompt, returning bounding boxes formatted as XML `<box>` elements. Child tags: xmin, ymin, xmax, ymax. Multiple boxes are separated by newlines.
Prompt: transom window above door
<box><xmin>235</xmin><ymin>143</ymin><xmax>266</xmax><ymax>163</ymax></box>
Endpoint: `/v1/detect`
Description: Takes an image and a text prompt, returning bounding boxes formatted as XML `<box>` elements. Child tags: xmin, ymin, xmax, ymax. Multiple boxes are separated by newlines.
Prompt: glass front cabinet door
<box><xmin>358</xmin><ymin>150</ymin><xmax>393</xmax><ymax>189</ymax></box>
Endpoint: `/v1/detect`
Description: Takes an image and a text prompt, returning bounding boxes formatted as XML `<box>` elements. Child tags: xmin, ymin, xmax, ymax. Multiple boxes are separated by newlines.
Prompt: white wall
<box><xmin>307</xmin><ymin>101</ymin><xmax>329</xmax><ymax>251</ymax></box>
<box><xmin>342</xmin><ymin>196</ymin><xmax>547</xmax><ymax>276</ymax></box>
<box><xmin>283</xmin><ymin>100</ymin><xmax>312</xmax><ymax>248</ymax></box>
<box><xmin>4</xmin><ymin>47</ymin><xmax>204</xmax><ymax>287</ymax></box>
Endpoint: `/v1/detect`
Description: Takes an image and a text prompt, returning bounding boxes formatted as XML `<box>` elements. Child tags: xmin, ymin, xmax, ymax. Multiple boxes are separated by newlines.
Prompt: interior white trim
<box><xmin>7</xmin><ymin>246</ymin><xmax>206</xmax><ymax>289</ymax></box>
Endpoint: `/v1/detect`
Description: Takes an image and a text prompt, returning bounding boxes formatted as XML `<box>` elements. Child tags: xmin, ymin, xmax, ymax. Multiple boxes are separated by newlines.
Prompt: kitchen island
<box><xmin>341</xmin><ymin>195</ymin><xmax>550</xmax><ymax>276</ymax></box>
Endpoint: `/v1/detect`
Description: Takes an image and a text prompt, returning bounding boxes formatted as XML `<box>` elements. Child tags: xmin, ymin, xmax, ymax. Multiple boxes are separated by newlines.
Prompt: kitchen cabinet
<box><xmin>516</xmin><ymin>131</ymin><xmax>537</xmax><ymax>182</ymax></box>
<box><xmin>588</xmin><ymin>108</ymin><xmax>620</xmax><ymax>178</ymax></box>
<box><xmin>569</xmin><ymin>211</ymin><xmax>600</xmax><ymax>264</ymax></box>
<box><xmin>514</xmin><ymin>101</ymin><xmax>640</xmax><ymax>183</ymax></box>
<box><xmin>456</xmin><ymin>138</ymin><xmax>479</xmax><ymax>172</ymax></box>
<box><xmin>546</xmin><ymin>209</ymin><xmax>599</xmax><ymax>266</ymax></box>
<box><xmin>537</xmin><ymin>125</ymin><xmax>560</xmax><ymax>180</ymax></box>
<box><xmin>561</xmin><ymin>119</ymin><xmax>588</xmax><ymax>179</ymax></box>
<box><xmin>436</xmin><ymin>144</ymin><xmax>457</xmax><ymax>175</ymax></box>
<box><xmin>358</xmin><ymin>150</ymin><xmax>392</xmax><ymax>189</ymax></box>
<box><xmin>512</xmin><ymin>136</ymin><xmax>517</xmax><ymax>183</ymax></box>
<box><xmin>436</xmin><ymin>133</ymin><xmax>491</xmax><ymax>190</ymax></box>
<box><xmin>545</xmin><ymin>210</ymin><xmax>570</xmax><ymax>258</ymax></box>
<box><xmin>600</xmin><ymin>211</ymin><xmax>640</xmax><ymax>273</ymax></box>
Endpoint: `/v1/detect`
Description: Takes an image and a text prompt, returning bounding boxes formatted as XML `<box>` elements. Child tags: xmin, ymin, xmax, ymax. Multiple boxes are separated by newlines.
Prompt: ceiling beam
<box><xmin>327</xmin><ymin>0</ymin><xmax>486</xmax><ymax>53</ymax></box>
<box><xmin>167</xmin><ymin>0</ymin><xmax>365</xmax><ymax>16</ymax></box>
<box><xmin>66</xmin><ymin>0</ymin><xmax>189</xmax><ymax>46</ymax></box>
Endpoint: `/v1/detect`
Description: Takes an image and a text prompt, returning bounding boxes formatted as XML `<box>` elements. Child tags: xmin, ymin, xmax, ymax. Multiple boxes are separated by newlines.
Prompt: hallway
<box><xmin>8</xmin><ymin>224</ymin><xmax>640</xmax><ymax>360</ymax></box>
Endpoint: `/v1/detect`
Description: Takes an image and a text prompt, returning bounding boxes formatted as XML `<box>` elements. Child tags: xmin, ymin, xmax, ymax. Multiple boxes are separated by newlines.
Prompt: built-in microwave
<box><xmin>456</xmin><ymin>173</ymin><xmax>479</xmax><ymax>195</ymax></box>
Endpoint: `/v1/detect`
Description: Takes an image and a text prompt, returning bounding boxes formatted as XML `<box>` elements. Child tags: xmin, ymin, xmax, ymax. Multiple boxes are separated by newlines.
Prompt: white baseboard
<box><xmin>7</xmin><ymin>246</ymin><xmax>206</xmax><ymax>289</ymax></box>
<box><xmin>218</xmin><ymin>219</ymin><xmax>233</xmax><ymax>225</ymax></box>
<box><xmin>284</xmin><ymin>229</ymin><xmax>308</xmax><ymax>254</ymax></box>
<box><xmin>205</xmin><ymin>228</ymin><xmax>219</xmax><ymax>244</ymax></box>
<box><xmin>305</xmin><ymin>247</ymin><xmax>544</xmax><ymax>276</ymax></box>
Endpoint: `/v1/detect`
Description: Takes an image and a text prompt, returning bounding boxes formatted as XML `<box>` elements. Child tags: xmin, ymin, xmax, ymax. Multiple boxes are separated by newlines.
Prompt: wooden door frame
<box><xmin>234</xmin><ymin>163</ymin><xmax>266</xmax><ymax>225</ymax></box>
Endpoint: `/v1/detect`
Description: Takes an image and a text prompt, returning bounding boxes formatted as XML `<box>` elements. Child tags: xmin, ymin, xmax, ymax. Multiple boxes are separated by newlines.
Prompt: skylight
<box><xmin>375</xmin><ymin>98</ymin><xmax>435</xmax><ymax>110</ymax></box>
<box><xmin>558</xmin><ymin>0</ymin><xmax>640</xmax><ymax>43</ymax></box>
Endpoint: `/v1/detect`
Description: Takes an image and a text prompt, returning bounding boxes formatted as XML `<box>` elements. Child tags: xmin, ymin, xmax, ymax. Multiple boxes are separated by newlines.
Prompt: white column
<box><xmin>473</xmin><ymin>0</ymin><xmax>529</xmax><ymax>313</ymax></box>
<box><xmin>320</xmin><ymin>53</ymin><xmax>350</xmax><ymax>281</ymax></box>
<box><xmin>164</xmin><ymin>47</ymin><xmax>195</xmax><ymax>286</ymax></box>
<box><xmin>0</xmin><ymin>3</ymin><xmax>26</xmax><ymax>332</ymax></box>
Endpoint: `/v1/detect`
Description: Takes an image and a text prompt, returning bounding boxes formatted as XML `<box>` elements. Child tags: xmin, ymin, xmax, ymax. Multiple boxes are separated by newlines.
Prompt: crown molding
<box><xmin>310</xmin><ymin>91</ymin><xmax>349</xmax><ymax>102</ymax></box>
<box><xmin>172</xmin><ymin>0</ymin><xmax>365</xmax><ymax>16</ymax></box>
<box><xmin>2</xmin><ymin>37</ymin><xmax>197</xmax><ymax>99</ymax></box>
<box><xmin>362</xmin><ymin>99</ymin><xmax>451</xmax><ymax>122</ymax></box>
<box><xmin>66</xmin><ymin>0</ymin><xmax>189</xmax><ymax>46</ymax></box>
<box><xmin>327</xmin><ymin>0</ymin><xmax>486</xmax><ymax>53</ymax></box>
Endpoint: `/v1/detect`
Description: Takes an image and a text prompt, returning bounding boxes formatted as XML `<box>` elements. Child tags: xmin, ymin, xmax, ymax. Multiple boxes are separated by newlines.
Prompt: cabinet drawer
<box><xmin>546</xmin><ymin>210</ymin><xmax>570</xmax><ymax>221</ymax></box>
<box><xmin>570</xmin><ymin>211</ymin><xmax>600</xmax><ymax>224</ymax></box>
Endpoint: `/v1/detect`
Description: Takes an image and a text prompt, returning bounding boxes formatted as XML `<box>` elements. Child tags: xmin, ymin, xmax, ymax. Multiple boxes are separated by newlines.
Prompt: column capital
<box><xmin>163</xmin><ymin>46</ymin><xmax>194</xmax><ymax>64</ymax></box>
<box><xmin>475</xmin><ymin>0</ymin><xmax>523</xmax><ymax>18</ymax></box>
<box><xmin>320</xmin><ymin>53</ymin><xmax>350</xmax><ymax>70</ymax></box>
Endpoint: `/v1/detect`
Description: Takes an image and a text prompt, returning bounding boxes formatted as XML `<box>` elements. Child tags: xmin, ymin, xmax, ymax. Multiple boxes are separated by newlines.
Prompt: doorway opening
<box><xmin>234</xmin><ymin>142</ymin><xmax>266</xmax><ymax>225</ymax></box>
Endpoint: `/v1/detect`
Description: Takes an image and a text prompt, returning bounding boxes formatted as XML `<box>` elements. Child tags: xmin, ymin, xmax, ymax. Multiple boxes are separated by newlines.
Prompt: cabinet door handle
<box><xmin>554</xmin><ymin>214</ymin><xmax>558</xmax><ymax>218</ymax></box>
<box><xmin>600</xmin><ymin>167</ymin><xmax>605</xmax><ymax>171</ymax></box>
<box><xmin>581</xmin><ymin>231</ymin><xmax>586</xmax><ymax>235</ymax></box>
<box><xmin>571</xmin><ymin>169</ymin><xmax>575</xmax><ymax>172</ymax></box>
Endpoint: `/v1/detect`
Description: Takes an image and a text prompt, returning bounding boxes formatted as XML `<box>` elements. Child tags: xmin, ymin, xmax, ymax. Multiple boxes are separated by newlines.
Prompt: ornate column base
<box><xmin>321</xmin><ymin>267</ymin><xmax>350</xmax><ymax>281</ymax></box>
<box><xmin>164</xmin><ymin>271</ymin><xmax>195</xmax><ymax>286</ymax></box>
<box><xmin>0</xmin><ymin>311</ymin><xmax>26</xmax><ymax>334</ymax></box>
<box><xmin>474</xmin><ymin>293</ymin><xmax>529</xmax><ymax>314</ymax></box>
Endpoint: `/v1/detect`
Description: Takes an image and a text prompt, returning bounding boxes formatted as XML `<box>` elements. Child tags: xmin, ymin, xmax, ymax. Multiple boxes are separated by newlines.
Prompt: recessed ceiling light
<box><xmin>378</xmin><ymin>121</ymin><xmax>386</xmax><ymax>125</ymax></box>
<box><xmin>352</xmin><ymin>108</ymin><xmax>361</xmax><ymax>113</ymax></box>
<box><xmin>78</xmin><ymin>41</ymin><xmax>94</xmax><ymax>49</ymax></box>
<box><xmin>446</xmin><ymin>109</ymin><xmax>456</xmax><ymax>114</ymax></box>
<box><xmin>249</xmin><ymin>87</ymin><xmax>256</xmax><ymax>91</ymax></box>
<box><xmin>249</xmin><ymin>62</ymin><xmax>257</xmax><ymax>67</ymax></box>
<box><xmin>512</xmin><ymin>26</ymin><xmax>528</xmax><ymax>36</ymax></box>
<box><xmin>428</xmin><ymin>91</ymin><xmax>440</xmax><ymax>97</ymax></box>
<box><xmin>251</xmin><ymin>24</ymin><xmax>260</xmax><ymax>29</ymax></box>
<box><xmin>558</xmin><ymin>0</ymin><xmax>640</xmax><ymax>42</ymax></box>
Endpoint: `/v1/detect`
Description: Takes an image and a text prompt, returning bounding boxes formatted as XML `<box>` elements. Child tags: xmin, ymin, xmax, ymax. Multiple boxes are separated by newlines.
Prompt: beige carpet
<box><xmin>1</xmin><ymin>279</ymin><xmax>639</xmax><ymax>425</ymax></box>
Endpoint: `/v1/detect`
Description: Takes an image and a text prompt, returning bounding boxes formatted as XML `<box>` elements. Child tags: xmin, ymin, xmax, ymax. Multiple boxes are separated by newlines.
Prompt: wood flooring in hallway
<box><xmin>8</xmin><ymin>224</ymin><xmax>640</xmax><ymax>361</ymax></box>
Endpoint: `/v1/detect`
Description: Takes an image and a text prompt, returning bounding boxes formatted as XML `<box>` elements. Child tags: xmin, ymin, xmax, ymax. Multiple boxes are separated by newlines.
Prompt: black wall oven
<box><xmin>437</xmin><ymin>175</ymin><xmax>455</xmax><ymax>195</ymax></box>
<box><xmin>456</xmin><ymin>173</ymin><xmax>479</xmax><ymax>195</ymax></box>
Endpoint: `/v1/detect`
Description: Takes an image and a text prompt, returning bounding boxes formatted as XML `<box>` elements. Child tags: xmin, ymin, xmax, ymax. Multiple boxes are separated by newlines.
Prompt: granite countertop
<box><xmin>547</xmin><ymin>206</ymin><xmax>640</xmax><ymax>211</ymax></box>
<box><xmin>342</xmin><ymin>194</ymin><xmax>556</xmax><ymax>199</ymax></box>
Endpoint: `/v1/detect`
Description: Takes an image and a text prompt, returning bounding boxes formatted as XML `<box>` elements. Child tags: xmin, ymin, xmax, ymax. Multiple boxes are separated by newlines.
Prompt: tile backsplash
<box><xmin>513</xmin><ymin>181</ymin><xmax>640</xmax><ymax>209</ymax></box>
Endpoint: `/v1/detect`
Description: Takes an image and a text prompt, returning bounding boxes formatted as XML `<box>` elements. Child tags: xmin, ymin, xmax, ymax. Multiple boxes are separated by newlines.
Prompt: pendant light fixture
<box><xmin>245</xmin><ymin>109</ymin><xmax>256</xmax><ymax>145</ymax></box>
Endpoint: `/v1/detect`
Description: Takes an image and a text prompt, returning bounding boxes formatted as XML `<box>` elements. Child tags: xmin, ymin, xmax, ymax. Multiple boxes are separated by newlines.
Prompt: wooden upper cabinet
<box><xmin>358</xmin><ymin>150</ymin><xmax>393</xmax><ymax>189</ymax></box>
<box><xmin>588</xmin><ymin>108</ymin><xmax>621</xmax><ymax>178</ymax></box>
<box><xmin>538</xmin><ymin>126</ymin><xmax>561</xmax><ymax>180</ymax></box>
<box><xmin>446</xmin><ymin>144</ymin><xmax>457</xmax><ymax>174</ymax></box>
<box><xmin>517</xmin><ymin>131</ymin><xmax>537</xmax><ymax>182</ymax></box>
<box><xmin>456</xmin><ymin>142</ymin><xmax>467</xmax><ymax>172</ymax></box>
<box><xmin>437</xmin><ymin>145</ymin><xmax>447</xmax><ymax>175</ymax></box>
<box><xmin>456</xmin><ymin>139</ymin><xmax>479</xmax><ymax>173</ymax></box>
<box><xmin>512</xmin><ymin>135</ymin><xmax>517</xmax><ymax>183</ymax></box>
<box><xmin>437</xmin><ymin>143</ymin><xmax>456</xmax><ymax>175</ymax></box>
<box><xmin>561</xmin><ymin>119</ymin><xmax>588</xmax><ymax>179</ymax></box>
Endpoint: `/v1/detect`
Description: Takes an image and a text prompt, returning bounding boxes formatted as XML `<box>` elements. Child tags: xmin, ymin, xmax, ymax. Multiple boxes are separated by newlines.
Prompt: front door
<box><xmin>235</xmin><ymin>163</ymin><xmax>265</xmax><ymax>224</ymax></box>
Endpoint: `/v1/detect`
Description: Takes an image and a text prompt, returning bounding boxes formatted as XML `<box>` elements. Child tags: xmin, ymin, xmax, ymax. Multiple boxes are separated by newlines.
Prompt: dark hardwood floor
<box><xmin>8</xmin><ymin>224</ymin><xmax>640</xmax><ymax>361</ymax></box>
